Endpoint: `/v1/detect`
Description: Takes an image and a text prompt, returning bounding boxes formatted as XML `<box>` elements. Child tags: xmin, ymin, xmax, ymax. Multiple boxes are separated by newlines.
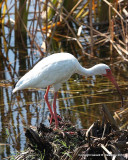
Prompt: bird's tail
<box><xmin>12</xmin><ymin>87</ymin><xmax>19</xmax><ymax>93</ymax></box>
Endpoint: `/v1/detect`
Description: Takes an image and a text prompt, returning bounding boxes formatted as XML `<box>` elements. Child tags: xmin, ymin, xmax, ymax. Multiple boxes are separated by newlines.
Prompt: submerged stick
<box><xmin>102</xmin><ymin>105</ymin><xmax>119</xmax><ymax>130</ymax></box>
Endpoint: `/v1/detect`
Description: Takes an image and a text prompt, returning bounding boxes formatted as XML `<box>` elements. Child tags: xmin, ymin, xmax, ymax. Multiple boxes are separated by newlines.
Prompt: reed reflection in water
<box><xmin>0</xmin><ymin>51</ymin><xmax>125</xmax><ymax>159</ymax></box>
<box><xmin>0</xmin><ymin>21</ymin><xmax>126</xmax><ymax>160</ymax></box>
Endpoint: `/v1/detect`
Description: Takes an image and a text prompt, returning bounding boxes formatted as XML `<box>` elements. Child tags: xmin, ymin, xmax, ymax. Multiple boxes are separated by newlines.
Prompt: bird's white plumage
<box><xmin>13</xmin><ymin>53</ymin><xmax>78</xmax><ymax>93</ymax></box>
<box><xmin>12</xmin><ymin>52</ymin><xmax>110</xmax><ymax>93</ymax></box>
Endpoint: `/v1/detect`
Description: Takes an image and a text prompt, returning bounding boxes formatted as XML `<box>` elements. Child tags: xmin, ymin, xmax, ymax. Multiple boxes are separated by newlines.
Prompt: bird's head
<box><xmin>100</xmin><ymin>64</ymin><xmax>123</xmax><ymax>107</ymax></box>
<box><xmin>91</xmin><ymin>63</ymin><xmax>123</xmax><ymax>107</ymax></box>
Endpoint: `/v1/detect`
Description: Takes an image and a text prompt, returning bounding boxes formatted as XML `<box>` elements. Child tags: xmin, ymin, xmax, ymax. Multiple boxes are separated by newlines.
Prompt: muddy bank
<box><xmin>15</xmin><ymin>106</ymin><xmax>128</xmax><ymax>160</ymax></box>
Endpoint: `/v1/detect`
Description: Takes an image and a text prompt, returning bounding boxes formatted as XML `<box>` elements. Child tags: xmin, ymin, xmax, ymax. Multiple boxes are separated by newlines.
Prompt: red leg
<box><xmin>53</xmin><ymin>92</ymin><xmax>58</xmax><ymax>129</ymax></box>
<box><xmin>44</xmin><ymin>86</ymin><xmax>54</xmax><ymax>124</ymax></box>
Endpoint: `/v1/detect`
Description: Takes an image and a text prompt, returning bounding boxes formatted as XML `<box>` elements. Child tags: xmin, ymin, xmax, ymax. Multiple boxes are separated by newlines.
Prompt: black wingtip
<box><xmin>13</xmin><ymin>81</ymin><xmax>17</xmax><ymax>88</ymax></box>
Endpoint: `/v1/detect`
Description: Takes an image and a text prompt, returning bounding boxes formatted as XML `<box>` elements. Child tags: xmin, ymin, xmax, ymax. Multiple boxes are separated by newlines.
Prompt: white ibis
<box><xmin>12</xmin><ymin>53</ymin><xmax>123</xmax><ymax>129</ymax></box>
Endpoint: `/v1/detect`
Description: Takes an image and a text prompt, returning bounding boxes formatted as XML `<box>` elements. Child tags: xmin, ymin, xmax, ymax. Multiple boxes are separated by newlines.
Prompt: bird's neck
<box><xmin>76</xmin><ymin>65</ymin><xmax>99</xmax><ymax>77</ymax></box>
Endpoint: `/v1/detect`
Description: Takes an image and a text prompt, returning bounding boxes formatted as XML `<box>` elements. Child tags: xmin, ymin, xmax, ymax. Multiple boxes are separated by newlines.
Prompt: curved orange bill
<box><xmin>104</xmin><ymin>69</ymin><xmax>123</xmax><ymax>107</ymax></box>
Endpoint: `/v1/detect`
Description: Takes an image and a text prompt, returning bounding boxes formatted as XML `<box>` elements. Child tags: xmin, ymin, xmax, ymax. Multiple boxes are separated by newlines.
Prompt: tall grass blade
<box><xmin>76</xmin><ymin>1</ymin><xmax>89</xmax><ymax>19</ymax></box>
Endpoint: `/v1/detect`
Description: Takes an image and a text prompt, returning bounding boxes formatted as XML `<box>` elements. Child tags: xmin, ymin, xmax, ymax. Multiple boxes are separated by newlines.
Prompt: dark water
<box><xmin>0</xmin><ymin>8</ymin><xmax>128</xmax><ymax>160</ymax></box>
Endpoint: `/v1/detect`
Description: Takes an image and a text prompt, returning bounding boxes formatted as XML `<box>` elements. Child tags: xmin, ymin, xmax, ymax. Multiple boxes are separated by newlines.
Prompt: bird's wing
<box><xmin>14</xmin><ymin>59</ymin><xmax>76</xmax><ymax>91</ymax></box>
<box><xmin>32</xmin><ymin>60</ymin><xmax>76</xmax><ymax>87</ymax></box>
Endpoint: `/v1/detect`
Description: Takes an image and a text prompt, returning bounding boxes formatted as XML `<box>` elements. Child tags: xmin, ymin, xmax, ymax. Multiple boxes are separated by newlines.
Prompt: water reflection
<box><xmin>0</xmin><ymin>50</ymin><xmax>127</xmax><ymax>158</ymax></box>
<box><xmin>0</xmin><ymin>24</ymin><xmax>128</xmax><ymax>160</ymax></box>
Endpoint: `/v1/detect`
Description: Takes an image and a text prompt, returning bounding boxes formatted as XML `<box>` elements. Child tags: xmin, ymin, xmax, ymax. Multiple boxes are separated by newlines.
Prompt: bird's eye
<box><xmin>107</xmin><ymin>69</ymin><xmax>110</xmax><ymax>73</ymax></box>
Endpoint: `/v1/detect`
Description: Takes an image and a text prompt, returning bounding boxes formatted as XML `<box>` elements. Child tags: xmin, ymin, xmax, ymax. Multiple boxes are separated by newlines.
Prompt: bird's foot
<box><xmin>56</xmin><ymin>114</ymin><xmax>62</xmax><ymax>121</ymax></box>
<box><xmin>48</xmin><ymin>113</ymin><xmax>62</xmax><ymax>125</ymax></box>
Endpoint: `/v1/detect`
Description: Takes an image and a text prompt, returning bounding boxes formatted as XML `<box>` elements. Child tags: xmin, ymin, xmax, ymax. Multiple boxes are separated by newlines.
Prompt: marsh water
<box><xmin>0</xmin><ymin>4</ymin><xmax>128</xmax><ymax>160</ymax></box>
<box><xmin>0</xmin><ymin>37</ymin><xmax>128</xmax><ymax>159</ymax></box>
